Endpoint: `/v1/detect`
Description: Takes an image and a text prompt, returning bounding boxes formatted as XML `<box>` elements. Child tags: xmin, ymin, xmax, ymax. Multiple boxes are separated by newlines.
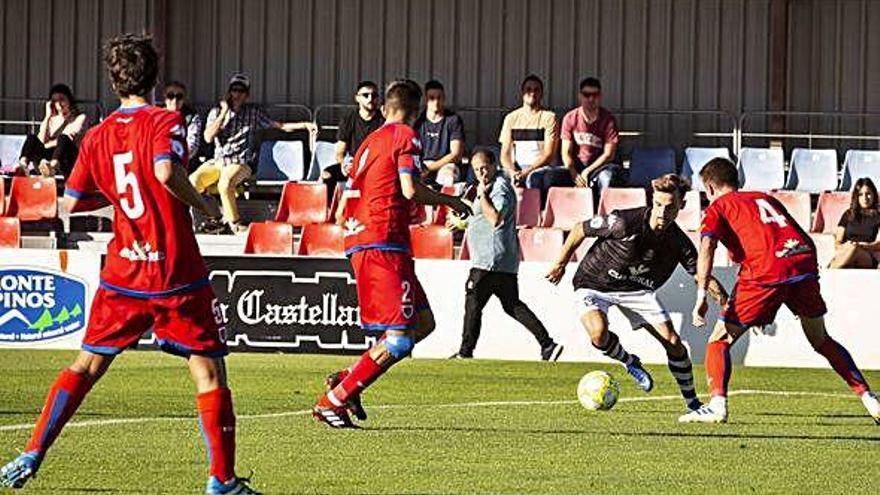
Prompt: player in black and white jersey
<box><xmin>546</xmin><ymin>174</ymin><xmax>728</xmax><ymax>413</ymax></box>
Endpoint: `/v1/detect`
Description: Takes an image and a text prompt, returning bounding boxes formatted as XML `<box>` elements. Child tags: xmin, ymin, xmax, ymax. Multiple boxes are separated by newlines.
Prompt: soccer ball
<box><xmin>577</xmin><ymin>371</ymin><xmax>621</xmax><ymax>411</ymax></box>
<box><xmin>448</xmin><ymin>211</ymin><xmax>469</xmax><ymax>230</ymax></box>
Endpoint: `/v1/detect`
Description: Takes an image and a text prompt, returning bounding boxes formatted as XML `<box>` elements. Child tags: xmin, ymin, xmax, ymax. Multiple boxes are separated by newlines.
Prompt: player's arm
<box><xmin>154</xmin><ymin>160</ymin><xmax>219</xmax><ymax>217</ymax></box>
<box><xmin>63</xmin><ymin>193</ymin><xmax>110</xmax><ymax>214</ymax></box>
<box><xmin>545</xmin><ymin>221</ymin><xmax>586</xmax><ymax>284</ymax></box>
<box><xmin>692</xmin><ymin>234</ymin><xmax>719</xmax><ymax>327</ymax></box>
<box><xmin>400</xmin><ymin>173</ymin><xmax>469</xmax><ymax>215</ymax></box>
<box><xmin>62</xmin><ymin>139</ymin><xmax>109</xmax><ymax>213</ymax></box>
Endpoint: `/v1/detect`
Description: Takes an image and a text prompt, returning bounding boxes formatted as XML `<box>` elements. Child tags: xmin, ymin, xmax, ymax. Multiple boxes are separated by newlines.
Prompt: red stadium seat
<box><xmin>429</xmin><ymin>186</ymin><xmax>458</xmax><ymax>225</ymax></box>
<box><xmin>676</xmin><ymin>190</ymin><xmax>702</xmax><ymax>231</ymax></box>
<box><xmin>812</xmin><ymin>191</ymin><xmax>850</xmax><ymax>234</ymax></box>
<box><xmin>810</xmin><ymin>233</ymin><xmax>835</xmax><ymax>268</ymax></box>
<box><xmin>7</xmin><ymin>176</ymin><xmax>57</xmax><ymax>221</ymax></box>
<box><xmin>516</xmin><ymin>187</ymin><xmax>541</xmax><ymax>227</ymax></box>
<box><xmin>0</xmin><ymin>217</ymin><xmax>20</xmax><ymax>248</ymax></box>
<box><xmin>598</xmin><ymin>187</ymin><xmax>647</xmax><ymax>216</ymax></box>
<box><xmin>0</xmin><ymin>176</ymin><xmax>5</xmax><ymax>216</ymax></box>
<box><xmin>541</xmin><ymin>187</ymin><xmax>593</xmax><ymax>230</ymax></box>
<box><xmin>768</xmin><ymin>190</ymin><xmax>811</xmax><ymax>232</ymax></box>
<box><xmin>327</xmin><ymin>182</ymin><xmax>344</xmax><ymax>223</ymax></box>
<box><xmin>298</xmin><ymin>223</ymin><xmax>345</xmax><ymax>257</ymax></box>
<box><xmin>410</xmin><ymin>225</ymin><xmax>453</xmax><ymax>259</ymax></box>
<box><xmin>518</xmin><ymin>227</ymin><xmax>564</xmax><ymax>262</ymax></box>
<box><xmin>244</xmin><ymin>221</ymin><xmax>294</xmax><ymax>255</ymax></box>
<box><xmin>274</xmin><ymin>182</ymin><xmax>328</xmax><ymax>226</ymax></box>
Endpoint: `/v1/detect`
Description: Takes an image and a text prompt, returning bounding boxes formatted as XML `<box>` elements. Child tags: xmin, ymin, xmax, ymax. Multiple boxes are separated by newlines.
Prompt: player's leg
<box><xmin>641</xmin><ymin>321</ymin><xmax>700</xmax><ymax>411</ymax></box>
<box><xmin>457</xmin><ymin>269</ymin><xmax>494</xmax><ymax>358</ymax></box>
<box><xmin>677</xmin><ymin>319</ymin><xmax>745</xmax><ymax>423</ymax></box>
<box><xmin>493</xmin><ymin>272</ymin><xmax>562</xmax><ymax>361</ymax></box>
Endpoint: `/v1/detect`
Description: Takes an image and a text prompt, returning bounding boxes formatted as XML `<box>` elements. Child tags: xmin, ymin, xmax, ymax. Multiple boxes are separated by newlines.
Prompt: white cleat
<box><xmin>861</xmin><ymin>392</ymin><xmax>880</xmax><ymax>425</ymax></box>
<box><xmin>678</xmin><ymin>404</ymin><xmax>728</xmax><ymax>424</ymax></box>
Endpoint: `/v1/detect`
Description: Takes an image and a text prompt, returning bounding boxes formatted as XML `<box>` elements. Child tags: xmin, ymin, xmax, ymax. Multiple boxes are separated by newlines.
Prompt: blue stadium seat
<box><xmin>627</xmin><ymin>147</ymin><xmax>676</xmax><ymax>187</ymax></box>
<box><xmin>256</xmin><ymin>139</ymin><xmax>310</xmax><ymax>183</ymax></box>
<box><xmin>784</xmin><ymin>148</ymin><xmax>839</xmax><ymax>193</ymax></box>
<box><xmin>0</xmin><ymin>135</ymin><xmax>26</xmax><ymax>171</ymax></box>
<box><xmin>840</xmin><ymin>150</ymin><xmax>880</xmax><ymax>191</ymax></box>
<box><xmin>682</xmin><ymin>147</ymin><xmax>731</xmax><ymax>191</ymax></box>
<box><xmin>306</xmin><ymin>140</ymin><xmax>338</xmax><ymax>181</ymax></box>
<box><xmin>737</xmin><ymin>147</ymin><xmax>785</xmax><ymax>191</ymax></box>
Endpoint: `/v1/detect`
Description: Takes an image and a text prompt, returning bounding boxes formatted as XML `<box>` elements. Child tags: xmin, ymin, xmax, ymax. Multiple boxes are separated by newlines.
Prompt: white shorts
<box><xmin>573</xmin><ymin>288</ymin><xmax>670</xmax><ymax>330</ymax></box>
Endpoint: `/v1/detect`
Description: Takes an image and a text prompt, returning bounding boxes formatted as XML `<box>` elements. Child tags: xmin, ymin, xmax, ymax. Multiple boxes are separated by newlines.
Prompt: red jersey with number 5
<box><xmin>64</xmin><ymin>105</ymin><xmax>208</xmax><ymax>297</ymax></box>
<box><xmin>342</xmin><ymin>122</ymin><xmax>422</xmax><ymax>255</ymax></box>
<box><xmin>701</xmin><ymin>191</ymin><xmax>818</xmax><ymax>285</ymax></box>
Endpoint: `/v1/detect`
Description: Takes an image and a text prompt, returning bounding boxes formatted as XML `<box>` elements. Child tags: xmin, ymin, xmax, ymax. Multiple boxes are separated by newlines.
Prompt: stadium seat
<box><xmin>810</xmin><ymin>233</ymin><xmax>835</xmax><ymax>268</ymax></box>
<box><xmin>0</xmin><ymin>217</ymin><xmax>20</xmax><ymax>248</ymax></box>
<box><xmin>597</xmin><ymin>187</ymin><xmax>647</xmax><ymax>216</ymax></box>
<box><xmin>675</xmin><ymin>190</ymin><xmax>702</xmax><ymax>231</ymax></box>
<box><xmin>274</xmin><ymin>182</ymin><xmax>328</xmax><ymax>226</ymax></box>
<box><xmin>307</xmin><ymin>140</ymin><xmax>338</xmax><ymax>181</ymax></box>
<box><xmin>627</xmin><ymin>147</ymin><xmax>676</xmax><ymax>188</ymax></box>
<box><xmin>256</xmin><ymin>140</ymin><xmax>309</xmax><ymax>182</ymax></box>
<box><xmin>768</xmin><ymin>191</ymin><xmax>811</xmax><ymax>232</ymax></box>
<box><xmin>244</xmin><ymin>221</ymin><xmax>294</xmax><ymax>255</ymax></box>
<box><xmin>0</xmin><ymin>176</ymin><xmax>5</xmax><ymax>216</ymax></box>
<box><xmin>327</xmin><ymin>182</ymin><xmax>344</xmax><ymax>222</ymax></box>
<box><xmin>516</xmin><ymin>187</ymin><xmax>541</xmax><ymax>227</ymax></box>
<box><xmin>541</xmin><ymin>187</ymin><xmax>593</xmax><ymax>230</ymax></box>
<box><xmin>737</xmin><ymin>147</ymin><xmax>785</xmax><ymax>191</ymax></box>
<box><xmin>784</xmin><ymin>148</ymin><xmax>839</xmax><ymax>193</ymax></box>
<box><xmin>682</xmin><ymin>147</ymin><xmax>731</xmax><ymax>191</ymax></box>
<box><xmin>429</xmin><ymin>186</ymin><xmax>459</xmax><ymax>225</ymax></box>
<box><xmin>7</xmin><ymin>176</ymin><xmax>57</xmax><ymax>221</ymax></box>
<box><xmin>297</xmin><ymin>222</ymin><xmax>345</xmax><ymax>257</ymax></box>
<box><xmin>840</xmin><ymin>150</ymin><xmax>880</xmax><ymax>191</ymax></box>
<box><xmin>0</xmin><ymin>135</ymin><xmax>26</xmax><ymax>171</ymax></box>
<box><xmin>410</xmin><ymin>225</ymin><xmax>453</xmax><ymax>259</ymax></box>
<box><xmin>811</xmin><ymin>191</ymin><xmax>850</xmax><ymax>233</ymax></box>
<box><xmin>518</xmin><ymin>227</ymin><xmax>564</xmax><ymax>262</ymax></box>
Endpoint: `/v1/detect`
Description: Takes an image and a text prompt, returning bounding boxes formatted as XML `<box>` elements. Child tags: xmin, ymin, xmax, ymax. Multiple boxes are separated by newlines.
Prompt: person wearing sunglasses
<box><xmin>17</xmin><ymin>83</ymin><xmax>88</xmax><ymax>178</ymax></box>
<box><xmin>321</xmin><ymin>81</ymin><xmax>385</xmax><ymax>198</ymax></box>
<box><xmin>162</xmin><ymin>81</ymin><xmax>203</xmax><ymax>164</ymax></box>
<box><xmin>560</xmin><ymin>77</ymin><xmax>621</xmax><ymax>201</ymax></box>
<box><xmin>192</xmin><ymin>73</ymin><xmax>316</xmax><ymax>234</ymax></box>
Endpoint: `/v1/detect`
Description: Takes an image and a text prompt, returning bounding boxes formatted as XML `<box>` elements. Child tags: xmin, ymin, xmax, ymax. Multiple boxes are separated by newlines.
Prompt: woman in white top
<box><xmin>17</xmin><ymin>83</ymin><xmax>88</xmax><ymax>178</ymax></box>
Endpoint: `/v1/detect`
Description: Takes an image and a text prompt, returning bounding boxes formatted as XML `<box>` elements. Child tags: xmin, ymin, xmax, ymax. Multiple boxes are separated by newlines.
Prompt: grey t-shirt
<box><xmin>467</xmin><ymin>173</ymin><xmax>519</xmax><ymax>273</ymax></box>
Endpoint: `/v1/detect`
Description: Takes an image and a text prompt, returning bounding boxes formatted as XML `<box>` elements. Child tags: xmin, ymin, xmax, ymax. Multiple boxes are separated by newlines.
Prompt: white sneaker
<box><xmin>678</xmin><ymin>403</ymin><xmax>728</xmax><ymax>424</ymax></box>
<box><xmin>861</xmin><ymin>392</ymin><xmax>880</xmax><ymax>425</ymax></box>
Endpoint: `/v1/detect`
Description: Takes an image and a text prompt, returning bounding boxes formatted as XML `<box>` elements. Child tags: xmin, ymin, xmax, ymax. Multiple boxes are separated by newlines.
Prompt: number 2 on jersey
<box><xmin>113</xmin><ymin>151</ymin><xmax>145</xmax><ymax>219</ymax></box>
<box><xmin>756</xmin><ymin>198</ymin><xmax>787</xmax><ymax>227</ymax></box>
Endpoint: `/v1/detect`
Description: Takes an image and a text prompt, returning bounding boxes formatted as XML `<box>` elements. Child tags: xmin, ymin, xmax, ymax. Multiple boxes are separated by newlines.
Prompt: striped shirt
<box><xmin>206</xmin><ymin>103</ymin><xmax>274</xmax><ymax>165</ymax></box>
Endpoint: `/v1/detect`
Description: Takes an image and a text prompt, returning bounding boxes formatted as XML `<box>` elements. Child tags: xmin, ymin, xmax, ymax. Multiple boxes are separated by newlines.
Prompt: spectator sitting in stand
<box><xmin>190</xmin><ymin>73</ymin><xmax>316</xmax><ymax>234</ymax></box>
<box><xmin>829</xmin><ymin>177</ymin><xmax>880</xmax><ymax>269</ymax></box>
<box><xmin>162</xmin><ymin>81</ymin><xmax>204</xmax><ymax>170</ymax></box>
<box><xmin>17</xmin><ymin>83</ymin><xmax>88</xmax><ymax>178</ymax></box>
<box><xmin>415</xmin><ymin>80</ymin><xmax>464</xmax><ymax>188</ymax></box>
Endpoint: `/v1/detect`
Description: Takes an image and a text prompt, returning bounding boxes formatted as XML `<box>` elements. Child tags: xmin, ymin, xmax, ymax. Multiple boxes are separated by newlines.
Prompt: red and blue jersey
<box><xmin>342</xmin><ymin>122</ymin><xmax>422</xmax><ymax>256</ymax></box>
<box><xmin>701</xmin><ymin>191</ymin><xmax>818</xmax><ymax>285</ymax></box>
<box><xmin>64</xmin><ymin>104</ymin><xmax>209</xmax><ymax>297</ymax></box>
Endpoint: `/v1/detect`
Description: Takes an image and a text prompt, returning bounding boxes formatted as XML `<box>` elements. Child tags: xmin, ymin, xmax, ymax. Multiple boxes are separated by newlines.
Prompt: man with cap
<box><xmin>191</xmin><ymin>73</ymin><xmax>316</xmax><ymax>233</ymax></box>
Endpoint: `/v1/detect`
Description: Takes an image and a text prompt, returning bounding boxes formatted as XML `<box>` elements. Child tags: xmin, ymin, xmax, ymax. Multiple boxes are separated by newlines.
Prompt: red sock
<box><xmin>818</xmin><ymin>338</ymin><xmax>870</xmax><ymax>396</ymax></box>
<box><xmin>26</xmin><ymin>369</ymin><xmax>93</xmax><ymax>456</ymax></box>
<box><xmin>705</xmin><ymin>341</ymin><xmax>732</xmax><ymax>398</ymax></box>
<box><xmin>325</xmin><ymin>351</ymin><xmax>385</xmax><ymax>406</ymax></box>
<box><xmin>197</xmin><ymin>388</ymin><xmax>236</xmax><ymax>482</ymax></box>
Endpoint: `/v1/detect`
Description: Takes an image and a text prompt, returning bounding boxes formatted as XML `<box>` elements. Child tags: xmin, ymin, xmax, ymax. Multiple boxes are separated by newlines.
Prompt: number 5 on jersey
<box><xmin>113</xmin><ymin>151</ymin><xmax>145</xmax><ymax>219</ymax></box>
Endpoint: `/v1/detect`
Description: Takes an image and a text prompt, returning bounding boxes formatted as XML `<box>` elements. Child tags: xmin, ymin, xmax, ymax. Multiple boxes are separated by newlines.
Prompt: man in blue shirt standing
<box><xmin>450</xmin><ymin>149</ymin><xmax>563</xmax><ymax>361</ymax></box>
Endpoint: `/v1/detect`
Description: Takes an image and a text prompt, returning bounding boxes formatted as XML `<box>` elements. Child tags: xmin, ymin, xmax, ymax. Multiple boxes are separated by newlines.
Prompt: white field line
<box><xmin>0</xmin><ymin>389</ymin><xmax>854</xmax><ymax>433</ymax></box>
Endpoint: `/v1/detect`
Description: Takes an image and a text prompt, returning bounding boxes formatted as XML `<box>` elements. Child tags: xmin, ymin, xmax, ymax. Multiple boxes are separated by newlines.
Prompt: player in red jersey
<box><xmin>312</xmin><ymin>80</ymin><xmax>469</xmax><ymax>428</ymax></box>
<box><xmin>0</xmin><ymin>35</ymin><xmax>260</xmax><ymax>494</ymax></box>
<box><xmin>681</xmin><ymin>158</ymin><xmax>879</xmax><ymax>424</ymax></box>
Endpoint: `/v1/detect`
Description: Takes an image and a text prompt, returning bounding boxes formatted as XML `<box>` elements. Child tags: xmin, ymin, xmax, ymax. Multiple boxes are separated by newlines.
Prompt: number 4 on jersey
<box><xmin>756</xmin><ymin>198</ymin><xmax>787</xmax><ymax>227</ymax></box>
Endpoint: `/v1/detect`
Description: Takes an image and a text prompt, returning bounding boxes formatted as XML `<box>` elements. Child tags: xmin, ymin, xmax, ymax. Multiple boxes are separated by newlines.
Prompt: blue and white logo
<box><xmin>0</xmin><ymin>268</ymin><xmax>87</xmax><ymax>343</ymax></box>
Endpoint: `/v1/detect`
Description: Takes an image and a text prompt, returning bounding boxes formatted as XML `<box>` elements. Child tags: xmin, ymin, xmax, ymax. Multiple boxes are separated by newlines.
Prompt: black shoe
<box><xmin>324</xmin><ymin>371</ymin><xmax>367</xmax><ymax>421</ymax></box>
<box><xmin>449</xmin><ymin>352</ymin><xmax>472</xmax><ymax>359</ymax></box>
<box><xmin>198</xmin><ymin>217</ymin><xmax>231</xmax><ymax>235</ymax></box>
<box><xmin>541</xmin><ymin>342</ymin><xmax>564</xmax><ymax>362</ymax></box>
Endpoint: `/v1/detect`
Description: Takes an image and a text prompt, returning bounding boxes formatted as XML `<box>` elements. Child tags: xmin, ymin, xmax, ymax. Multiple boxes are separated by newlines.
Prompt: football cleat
<box><xmin>861</xmin><ymin>391</ymin><xmax>880</xmax><ymax>425</ymax></box>
<box><xmin>678</xmin><ymin>404</ymin><xmax>728</xmax><ymax>424</ymax></box>
<box><xmin>541</xmin><ymin>342</ymin><xmax>564</xmax><ymax>362</ymax></box>
<box><xmin>324</xmin><ymin>370</ymin><xmax>367</xmax><ymax>421</ymax></box>
<box><xmin>206</xmin><ymin>475</ymin><xmax>262</xmax><ymax>495</ymax></box>
<box><xmin>624</xmin><ymin>356</ymin><xmax>654</xmax><ymax>393</ymax></box>
<box><xmin>312</xmin><ymin>403</ymin><xmax>359</xmax><ymax>429</ymax></box>
<box><xmin>0</xmin><ymin>451</ymin><xmax>41</xmax><ymax>489</ymax></box>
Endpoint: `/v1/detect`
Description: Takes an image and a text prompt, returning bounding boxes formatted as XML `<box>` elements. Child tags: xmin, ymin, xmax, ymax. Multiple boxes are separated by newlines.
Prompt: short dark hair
<box><xmin>521</xmin><ymin>74</ymin><xmax>544</xmax><ymax>92</ymax></box>
<box><xmin>103</xmin><ymin>34</ymin><xmax>159</xmax><ymax>98</ymax></box>
<box><xmin>356</xmin><ymin>80</ymin><xmax>378</xmax><ymax>92</ymax></box>
<box><xmin>164</xmin><ymin>80</ymin><xmax>187</xmax><ymax>92</ymax></box>
<box><xmin>579</xmin><ymin>77</ymin><xmax>601</xmax><ymax>91</ymax></box>
<box><xmin>699</xmin><ymin>157</ymin><xmax>739</xmax><ymax>190</ymax></box>
<box><xmin>651</xmin><ymin>173</ymin><xmax>690</xmax><ymax>199</ymax></box>
<box><xmin>471</xmin><ymin>147</ymin><xmax>497</xmax><ymax>166</ymax></box>
<box><xmin>424</xmin><ymin>80</ymin><xmax>444</xmax><ymax>93</ymax></box>
<box><xmin>384</xmin><ymin>79</ymin><xmax>422</xmax><ymax>117</ymax></box>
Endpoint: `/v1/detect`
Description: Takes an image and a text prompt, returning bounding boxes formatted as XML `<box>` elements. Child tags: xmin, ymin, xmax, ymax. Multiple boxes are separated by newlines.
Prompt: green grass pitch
<box><xmin>0</xmin><ymin>350</ymin><xmax>877</xmax><ymax>494</ymax></box>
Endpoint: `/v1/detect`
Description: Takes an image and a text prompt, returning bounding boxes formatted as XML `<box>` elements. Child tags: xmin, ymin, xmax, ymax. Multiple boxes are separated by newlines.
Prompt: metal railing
<box><xmin>0</xmin><ymin>98</ymin><xmax>105</xmax><ymax>132</ymax></box>
<box><xmin>739</xmin><ymin>110</ymin><xmax>880</xmax><ymax>152</ymax></box>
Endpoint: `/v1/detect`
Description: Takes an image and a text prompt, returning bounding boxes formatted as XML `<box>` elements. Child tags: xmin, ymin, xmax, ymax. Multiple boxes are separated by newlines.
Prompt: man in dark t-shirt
<box><xmin>546</xmin><ymin>174</ymin><xmax>728</xmax><ymax>417</ymax></box>
<box><xmin>414</xmin><ymin>80</ymin><xmax>465</xmax><ymax>187</ymax></box>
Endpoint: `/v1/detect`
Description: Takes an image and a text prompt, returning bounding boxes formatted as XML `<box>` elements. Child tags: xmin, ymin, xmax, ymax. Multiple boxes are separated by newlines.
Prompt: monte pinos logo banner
<box><xmin>0</xmin><ymin>268</ymin><xmax>87</xmax><ymax>343</ymax></box>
